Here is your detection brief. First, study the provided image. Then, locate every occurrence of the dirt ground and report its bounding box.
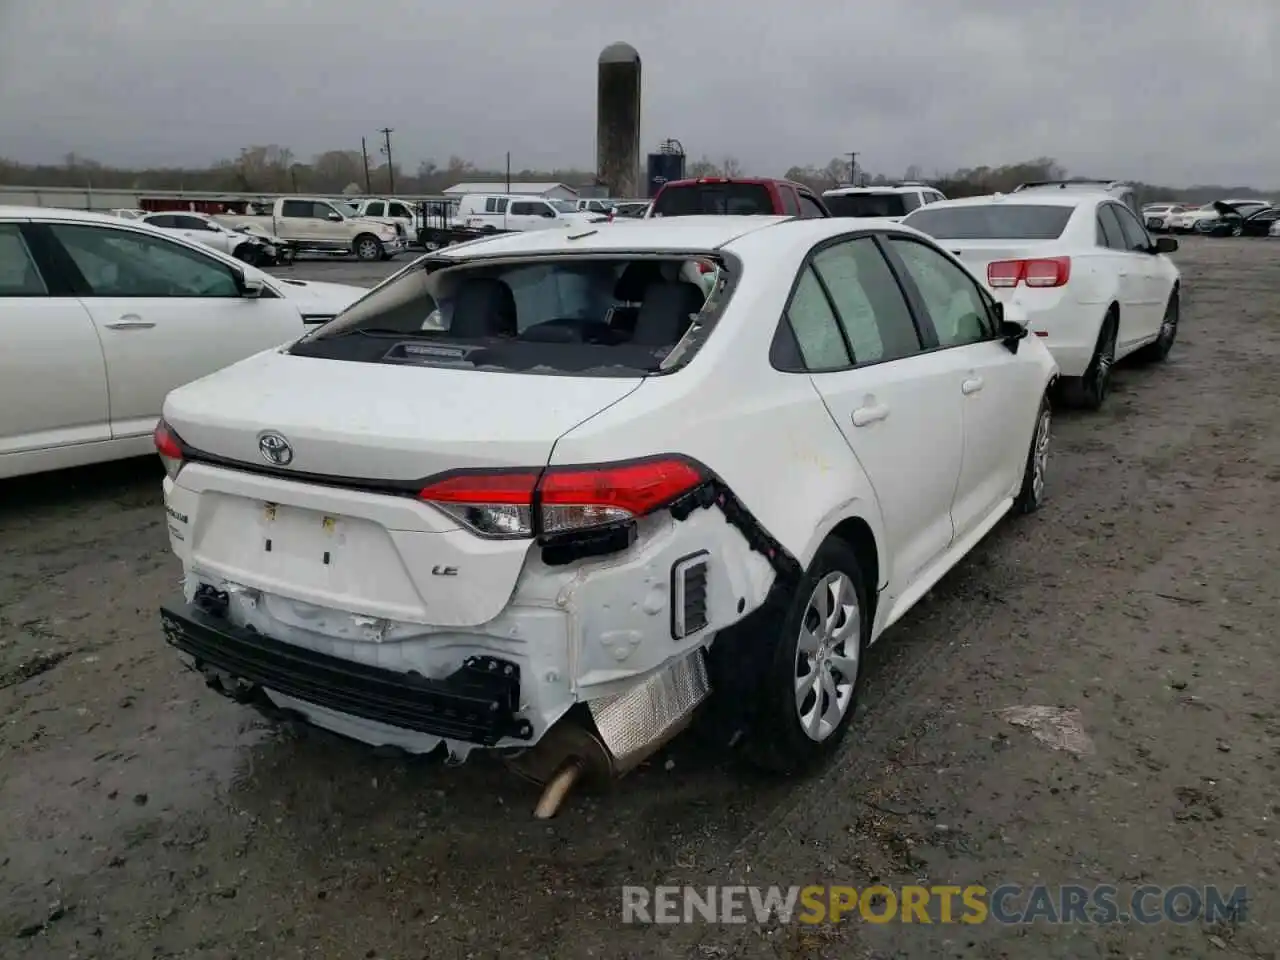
[2,237,1278,959]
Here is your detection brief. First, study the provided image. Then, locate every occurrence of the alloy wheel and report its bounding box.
[1031,407,1051,503]
[793,571,860,742]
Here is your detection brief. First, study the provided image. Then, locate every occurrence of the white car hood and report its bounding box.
[270,278,368,316]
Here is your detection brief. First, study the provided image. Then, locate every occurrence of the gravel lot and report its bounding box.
[2,237,1278,958]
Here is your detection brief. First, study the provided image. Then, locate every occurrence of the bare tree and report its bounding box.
[687,155,721,178]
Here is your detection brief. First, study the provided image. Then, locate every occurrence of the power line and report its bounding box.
[379,128,395,193]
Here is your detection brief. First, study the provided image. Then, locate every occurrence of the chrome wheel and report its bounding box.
[356,238,380,260]
[794,572,860,742]
[1031,407,1051,503]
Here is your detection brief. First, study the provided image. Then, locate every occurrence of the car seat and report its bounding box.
[630,280,707,347]
[450,277,518,338]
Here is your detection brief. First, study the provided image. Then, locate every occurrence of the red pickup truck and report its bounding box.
[647,177,831,218]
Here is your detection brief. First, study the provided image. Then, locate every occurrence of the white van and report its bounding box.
[456,195,593,233]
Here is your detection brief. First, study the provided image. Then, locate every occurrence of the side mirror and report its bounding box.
[995,301,1028,353]
[542,209,557,218]
[1154,236,1178,254]
[237,272,265,297]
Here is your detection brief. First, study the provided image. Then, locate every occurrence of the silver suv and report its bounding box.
[1013,180,1140,219]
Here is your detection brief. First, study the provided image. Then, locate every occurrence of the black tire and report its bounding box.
[746,538,871,776]
[1133,292,1178,364]
[353,234,383,262]
[232,242,260,266]
[1060,310,1117,411]
[1013,393,1052,514]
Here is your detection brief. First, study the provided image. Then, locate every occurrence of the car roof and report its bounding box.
[658,177,812,191]
[913,193,1094,211]
[430,214,923,260]
[823,185,933,196]
[0,205,154,224]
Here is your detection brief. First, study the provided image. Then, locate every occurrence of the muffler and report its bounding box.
[508,650,711,819]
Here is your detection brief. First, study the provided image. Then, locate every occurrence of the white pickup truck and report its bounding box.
[345,198,423,247]
[215,197,409,261]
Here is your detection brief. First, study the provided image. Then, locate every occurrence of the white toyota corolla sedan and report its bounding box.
[154,215,1058,812]
[0,207,367,480]
[903,192,1181,410]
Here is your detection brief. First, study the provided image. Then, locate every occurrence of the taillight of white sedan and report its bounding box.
[153,215,1057,815]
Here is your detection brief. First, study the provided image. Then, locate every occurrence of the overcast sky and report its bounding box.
[1,0,1276,186]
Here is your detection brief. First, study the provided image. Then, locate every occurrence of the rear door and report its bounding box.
[0,222,111,466]
[1096,203,1146,347]
[172,214,232,254]
[40,221,303,441]
[1107,202,1162,345]
[885,236,1039,541]
[278,199,321,244]
[785,233,964,595]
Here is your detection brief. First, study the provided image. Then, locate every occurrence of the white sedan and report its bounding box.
[0,206,367,480]
[903,192,1180,410]
[139,211,283,265]
[154,215,1057,810]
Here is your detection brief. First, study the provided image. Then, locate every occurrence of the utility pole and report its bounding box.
[361,137,372,193]
[379,127,395,193]
[505,152,511,193]
[847,151,858,187]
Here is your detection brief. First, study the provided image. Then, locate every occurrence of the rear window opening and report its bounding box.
[903,204,1075,240]
[652,183,774,216]
[825,193,911,218]
[289,254,733,376]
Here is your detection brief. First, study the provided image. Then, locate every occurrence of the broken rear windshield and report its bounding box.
[903,204,1075,240]
[652,183,773,216]
[289,255,733,376]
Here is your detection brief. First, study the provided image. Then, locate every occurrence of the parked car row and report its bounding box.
[1145,199,1278,237]
[145,178,1180,816]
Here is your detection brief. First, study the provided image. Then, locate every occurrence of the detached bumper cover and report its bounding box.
[159,602,532,745]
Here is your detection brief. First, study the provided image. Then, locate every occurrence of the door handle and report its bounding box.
[962,376,984,395]
[104,315,155,329]
[851,403,889,427]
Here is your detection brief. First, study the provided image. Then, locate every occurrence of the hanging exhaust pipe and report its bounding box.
[508,650,711,819]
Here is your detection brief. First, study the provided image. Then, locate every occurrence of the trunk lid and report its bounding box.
[163,351,646,627]
[163,348,645,482]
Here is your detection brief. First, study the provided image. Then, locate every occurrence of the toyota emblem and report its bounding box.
[258,432,293,466]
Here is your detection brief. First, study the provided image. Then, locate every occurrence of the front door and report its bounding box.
[886,236,1038,541]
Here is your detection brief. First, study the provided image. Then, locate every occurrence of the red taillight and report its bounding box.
[153,419,185,479]
[418,457,706,539]
[696,260,713,274]
[987,257,1071,289]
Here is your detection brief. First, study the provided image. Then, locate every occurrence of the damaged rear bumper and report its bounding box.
[160,601,532,745]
